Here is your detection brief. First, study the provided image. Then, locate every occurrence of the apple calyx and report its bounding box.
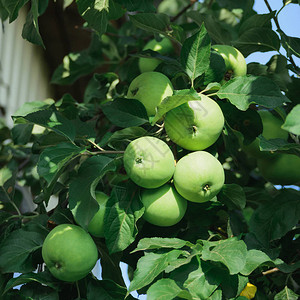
[202,184,211,192]
[55,262,62,269]
[224,70,234,81]
[135,157,143,164]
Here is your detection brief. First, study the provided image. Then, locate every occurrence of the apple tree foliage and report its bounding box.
[0,0,300,299]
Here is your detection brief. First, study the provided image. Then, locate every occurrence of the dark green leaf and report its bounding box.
[203,50,226,85]
[279,30,300,58]
[104,182,144,253]
[101,98,149,127]
[51,34,103,85]
[0,1,9,20]
[37,142,85,184]
[240,249,272,275]
[151,89,201,125]
[201,238,247,274]
[3,271,59,294]
[11,124,33,145]
[147,278,188,300]
[86,279,127,300]
[180,24,211,85]
[274,286,299,300]
[69,155,116,230]
[186,11,231,44]
[239,12,275,35]
[258,135,300,155]
[282,104,300,135]
[12,107,76,141]
[19,282,59,300]
[21,0,45,47]
[76,0,108,36]
[115,0,155,12]
[12,100,54,117]
[107,127,147,150]
[234,27,280,57]
[183,260,222,299]
[0,221,48,273]
[2,0,29,22]
[129,250,183,292]
[132,237,191,253]
[249,189,300,245]
[0,161,18,202]
[217,75,290,111]
[218,184,246,210]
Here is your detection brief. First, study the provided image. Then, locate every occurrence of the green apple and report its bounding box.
[164,94,224,150]
[139,37,173,73]
[127,72,173,117]
[87,191,109,238]
[242,110,289,159]
[123,136,175,189]
[42,224,98,282]
[173,151,225,203]
[257,153,300,185]
[141,183,187,226]
[212,45,247,82]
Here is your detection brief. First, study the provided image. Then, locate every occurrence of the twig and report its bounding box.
[262,267,279,276]
[171,0,198,22]
[263,0,298,70]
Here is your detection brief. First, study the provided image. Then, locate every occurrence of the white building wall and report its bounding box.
[0,8,52,126]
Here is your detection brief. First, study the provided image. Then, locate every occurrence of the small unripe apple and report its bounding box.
[164,94,224,150]
[212,45,247,82]
[123,136,175,189]
[139,37,173,73]
[242,110,288,159]
[257,153,300,185]
[141,184,187,226]
[173,151,225,203]
[42,224,98,282]
[127,72,173,117]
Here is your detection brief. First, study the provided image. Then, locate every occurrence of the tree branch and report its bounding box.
[171,0,198,22]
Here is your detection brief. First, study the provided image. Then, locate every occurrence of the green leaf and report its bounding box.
[180,24,211,85]
[282,104,300,135]
[21,0,45,47]
[107,127,147,150]
[101,98,149,127]
[69,155,116,230]
[201,238,247,275]
[3,271,59,294]
[186,11,231,45]
[274,286,299,300]
[86,279,128,300]
[151,89,201,125]
[217,75,290,111]
[129,250,183,292]
[249,189,300,245]
[279,30,300,58]
[208,289,222,300]
[147,278,189,300]
[51,34,103,85]
[115,0,155,12]
[258,135,300,156]
[0,219,48,273]
[203,50,226,85]
[0,161,18,202]
[234,27,280,57]
[130,13,182,43]
[84,72,119,103]
[11,124,33,145]
[37,142,85,184]
[218,184,246,210]
[0,1,9,20]
[13,107,76,141]
[76,0,108,36]
[132,237,191,253]
[104,182,145,254]
[239,12,275,35]
[12,100,54,117]
[19,282,59,300]
[240,249,272,275]
[183,260,222,299]
[2,0,29,22]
